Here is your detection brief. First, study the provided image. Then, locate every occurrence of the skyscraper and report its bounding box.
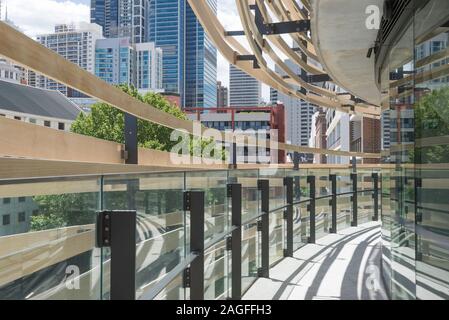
[148,0,217,108]
[148,0,184,99]
[229,65,261,107]
[91,0,118,38]
[91,0,147,43]
[184,0,217,108]
[217,81,228,107]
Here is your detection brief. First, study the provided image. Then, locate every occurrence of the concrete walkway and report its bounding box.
[243,221,388,300]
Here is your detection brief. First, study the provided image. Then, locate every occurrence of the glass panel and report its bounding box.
[241,220,259,294]
[102,172,185,300]
[269,209,284,266]
[381,171,393,294]
[204,240,229,300]
[0,177,101,300]
[358,191,374,225]
[336,193,352,231]
[387,19,417,300]
[153,274,186,300]
[414,2,449,299]
[228,169,259,223]
[185,171,228,245]
[308,169,331,197]
[315,197,330,240]
[293,200,310,249]
[259,168,285,211]
[330,168,352,195]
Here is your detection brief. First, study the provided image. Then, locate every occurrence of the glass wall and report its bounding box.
[380,0,449,299]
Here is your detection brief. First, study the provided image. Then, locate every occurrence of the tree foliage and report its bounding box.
[411,87,449,164]
[70,85,188,151]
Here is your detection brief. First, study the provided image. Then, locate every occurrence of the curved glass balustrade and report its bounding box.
[0,167,380,300]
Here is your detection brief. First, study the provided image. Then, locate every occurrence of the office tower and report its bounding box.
[91,0,148,43]
[35,23,104,97]
[229,65,261,107]
[95,38,162,92]
[271,60,316,147]
[148,0,218,108]
[148,0,184,99]
[216,81,228,107]
[184,0,217,108]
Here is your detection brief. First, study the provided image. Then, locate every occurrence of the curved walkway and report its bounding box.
[243,221,388,300]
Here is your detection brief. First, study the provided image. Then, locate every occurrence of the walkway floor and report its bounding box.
[243,221,388,300]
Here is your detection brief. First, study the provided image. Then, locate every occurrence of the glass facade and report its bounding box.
[91,0,119,38]
[149,0,185,99]
[185,0,218,108]
[379,0,449,300]
[148,0,217,108]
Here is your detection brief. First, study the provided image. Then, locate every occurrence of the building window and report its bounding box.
[14,116,21,121]
[2,214,10,226]
[58,122,65,130]
[18,212,26,223]
[44,120,51,127]
[29,118,37,124]
[32,209,39,216]
[3,198,11,204]
[18,197,26,203]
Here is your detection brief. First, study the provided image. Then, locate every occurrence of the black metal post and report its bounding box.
[184,191,205,300]
[96,210,136,300]
[351,173,358,227]
[284,177,294,257]
[307,176,316,243]
[329,174,337,233]
[124,113,138,165]
[372,173,379,221]
[258,179,269,278]
[228,184,242,300]
[293,152,300,170]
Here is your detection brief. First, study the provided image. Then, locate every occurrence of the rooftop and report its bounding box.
[0,80,82,120]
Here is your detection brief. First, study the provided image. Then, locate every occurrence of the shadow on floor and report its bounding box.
[243,222,388,300]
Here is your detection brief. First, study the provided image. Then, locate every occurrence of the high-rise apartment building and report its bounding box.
[148,0,217,108]
[91,0,148,43]
[229,65,261,107]
[135,42,163,92]
[95,38,162,92]
[217,81,228,107]
[35,23,104,97]
[95,37,136,86]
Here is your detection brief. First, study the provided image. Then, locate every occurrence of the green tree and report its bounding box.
[70,85,188,151]
[411,86,449,164]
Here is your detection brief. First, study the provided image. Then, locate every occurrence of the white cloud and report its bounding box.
[6,0,89,38]
[5,0,272,102]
